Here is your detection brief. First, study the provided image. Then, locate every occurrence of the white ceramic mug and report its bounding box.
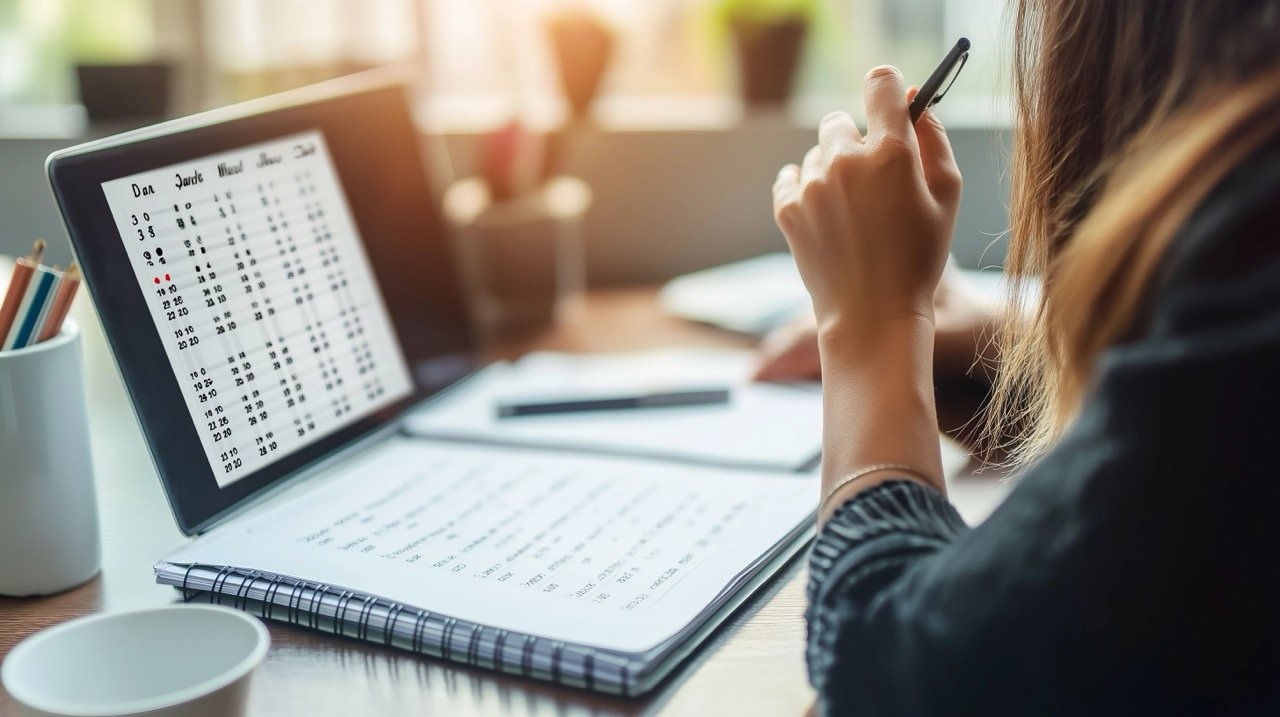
[2,605,271,717]
[0,320,100,596]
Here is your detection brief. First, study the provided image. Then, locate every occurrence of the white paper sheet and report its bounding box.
[659,253,810,335]
[659,253,1035,335]
[402,348,823,472]
[164,437,816,654]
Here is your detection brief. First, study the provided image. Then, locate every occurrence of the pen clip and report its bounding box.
[927,50,969,110]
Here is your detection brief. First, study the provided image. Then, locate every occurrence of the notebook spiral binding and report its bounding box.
[175,563,638,695]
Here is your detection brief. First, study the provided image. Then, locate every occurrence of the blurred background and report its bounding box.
[0,0,1012,284]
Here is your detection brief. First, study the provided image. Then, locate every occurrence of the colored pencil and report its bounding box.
[36,263,81,343]
[0,239,46,347]
[5,264,58,351]
[25,265,63,346]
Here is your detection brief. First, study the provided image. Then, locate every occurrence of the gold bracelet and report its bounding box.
[819,464,937,517]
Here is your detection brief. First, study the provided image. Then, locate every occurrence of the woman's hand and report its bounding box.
[771,66,964,515]
[753,311,820,382]
[753,262,1002,383]
[772,67,962,333]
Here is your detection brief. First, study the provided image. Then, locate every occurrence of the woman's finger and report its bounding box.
[800,145,824,186]
[753,341,819,382]
[772,163,801,214]
[913,107,961,201]
[863,65,915,148]
[818,111,863,165]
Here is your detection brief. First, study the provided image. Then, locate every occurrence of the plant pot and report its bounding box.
[443,176,592,342]
[75,62,173,121]
[730,19,807,106]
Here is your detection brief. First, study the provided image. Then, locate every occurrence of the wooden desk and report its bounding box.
[0,288,1009,716]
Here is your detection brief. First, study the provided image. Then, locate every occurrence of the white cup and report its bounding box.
[2,605,271,717]
[0,320,100,596]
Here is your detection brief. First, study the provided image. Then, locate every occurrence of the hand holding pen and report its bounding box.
[771,39,969,327]
[769,40,971,503]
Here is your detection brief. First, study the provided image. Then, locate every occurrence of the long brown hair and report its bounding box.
[987,0,1280,463]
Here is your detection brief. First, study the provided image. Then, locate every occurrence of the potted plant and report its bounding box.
[717,0,815,106]
[545,7,615,122]
[65,0,172,121]
[444,123,592,341]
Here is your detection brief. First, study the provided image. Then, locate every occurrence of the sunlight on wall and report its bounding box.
[1,0,1010,127]
[420,0,1010,130]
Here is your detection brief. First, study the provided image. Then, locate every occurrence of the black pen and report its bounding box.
[497,388,731,418]
[909,37,971,124]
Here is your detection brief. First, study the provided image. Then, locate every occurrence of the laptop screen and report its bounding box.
[47,75,476,533]
[100,130,415,487]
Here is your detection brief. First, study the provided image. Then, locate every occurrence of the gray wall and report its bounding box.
[441,121,1010,282]
[1,123,1009,282]
[0,138,78,267]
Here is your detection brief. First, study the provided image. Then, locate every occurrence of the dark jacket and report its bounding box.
[807,139,1280,715]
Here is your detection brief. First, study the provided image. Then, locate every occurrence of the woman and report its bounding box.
[771,0,1280,713]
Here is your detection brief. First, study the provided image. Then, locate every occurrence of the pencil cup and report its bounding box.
[0,320,100,596]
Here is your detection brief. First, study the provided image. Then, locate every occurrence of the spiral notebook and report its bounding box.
[155,437,816,696]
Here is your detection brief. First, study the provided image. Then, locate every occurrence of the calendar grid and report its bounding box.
[101,131,414,486]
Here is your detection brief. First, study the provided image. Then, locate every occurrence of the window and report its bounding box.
[1,0,156,104]
[203,0,418,105]
[419,0,1011,130]
[1,0,1009,127]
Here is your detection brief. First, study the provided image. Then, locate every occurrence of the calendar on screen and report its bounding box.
[101,131,414,487]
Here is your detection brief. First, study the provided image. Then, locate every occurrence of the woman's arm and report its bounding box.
[791,127,1280,716]
[815,315,941,521]
[771,66,961,516]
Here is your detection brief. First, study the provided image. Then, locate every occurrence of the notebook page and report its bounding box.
[403,348,822,471]
[163,436,816,654]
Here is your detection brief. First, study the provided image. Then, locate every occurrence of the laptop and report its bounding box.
[47,69,477,534]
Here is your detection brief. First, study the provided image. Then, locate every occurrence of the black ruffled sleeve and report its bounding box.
[806,480,967,703]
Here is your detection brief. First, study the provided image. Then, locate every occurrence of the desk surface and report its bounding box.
[0,288,1010,716]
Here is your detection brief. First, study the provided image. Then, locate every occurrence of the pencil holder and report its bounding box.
[0,320,100,596]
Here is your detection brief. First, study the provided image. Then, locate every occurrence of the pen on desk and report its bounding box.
[497,388,732,418]
[0,239,46,348]
[36,262,81,343]
[4,264,60,351]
